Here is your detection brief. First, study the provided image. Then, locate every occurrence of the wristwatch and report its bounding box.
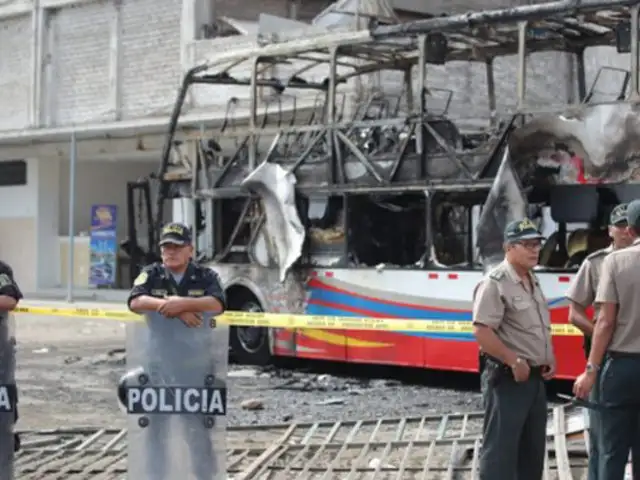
[586,363,600,374]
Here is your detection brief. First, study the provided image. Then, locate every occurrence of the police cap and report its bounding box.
[626,200,640,230]
[504,218,544,243]
[610,203,628,226]
[159,222,192,246]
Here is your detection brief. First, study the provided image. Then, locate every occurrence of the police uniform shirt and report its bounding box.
[566,247,611,354]
[473,260,554,366]
[0,261,22,302]
[127,262,226,310]
[127,262,227,354]
[595,239,640,354]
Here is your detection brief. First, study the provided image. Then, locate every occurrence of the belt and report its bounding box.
[529,365,543,376]
[481,354,544,376]
[608,351,640,359]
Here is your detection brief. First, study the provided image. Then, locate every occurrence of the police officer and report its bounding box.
[567,203,631,480]
[126,222,226,480]
[473,218,555,480]
[0,261,22,477]
[574,199,640,480]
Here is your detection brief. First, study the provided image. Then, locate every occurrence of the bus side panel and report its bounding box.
[302,268,585,379]
[290,327,348,362]
[307,269,477,369]
[537,274,585,380]
[292,271,348,362]
[309,270,424,366]
[420,271,481,372]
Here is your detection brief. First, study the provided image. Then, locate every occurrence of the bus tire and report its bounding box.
[226,287,271,366]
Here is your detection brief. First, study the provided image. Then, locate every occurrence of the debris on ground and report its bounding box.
[16,406,591,479]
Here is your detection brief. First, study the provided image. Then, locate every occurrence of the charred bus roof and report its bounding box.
[140,1,640,261]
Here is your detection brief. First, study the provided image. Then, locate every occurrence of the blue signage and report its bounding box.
[89,205,117,287]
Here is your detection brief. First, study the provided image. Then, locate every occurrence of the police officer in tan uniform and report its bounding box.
[574,199,640,480]
[567,203,630,480]
[473,218,555,480]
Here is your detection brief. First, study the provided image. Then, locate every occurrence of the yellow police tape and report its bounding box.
[12,305,583,336]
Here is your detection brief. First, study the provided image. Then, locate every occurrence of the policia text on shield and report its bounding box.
[0,261,22,480]
[118,223,229,480]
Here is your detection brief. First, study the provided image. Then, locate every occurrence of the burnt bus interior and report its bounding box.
[121,2,640,284]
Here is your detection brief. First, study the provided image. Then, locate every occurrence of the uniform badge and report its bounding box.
[133,272,148,286]
[0,274,9,287]
[517,218,536,231]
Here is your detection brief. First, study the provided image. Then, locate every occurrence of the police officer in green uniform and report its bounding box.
[574,199,640,480]
[473,218,555,480]
[126,222,226,479]
[567,203,631,480]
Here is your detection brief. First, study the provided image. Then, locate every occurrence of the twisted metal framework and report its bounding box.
[148,1,638,255]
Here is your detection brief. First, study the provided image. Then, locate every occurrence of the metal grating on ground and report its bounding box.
[16,406,588,479]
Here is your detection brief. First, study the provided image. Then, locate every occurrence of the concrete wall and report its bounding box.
[0,0,183,130]
[0,157,168,291]
[0,0,632,131]
[0,159,54,292]
[0,159,36,291]
[58,160,158,246]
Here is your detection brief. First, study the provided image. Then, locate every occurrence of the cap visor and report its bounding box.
[517,233,545,240]
[159,238,187,246]
[506,233,544,243]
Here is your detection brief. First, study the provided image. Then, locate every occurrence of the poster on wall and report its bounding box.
[89,205,117,287]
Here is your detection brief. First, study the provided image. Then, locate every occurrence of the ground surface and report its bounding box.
[13,312,593,479]
[15,313,484,431]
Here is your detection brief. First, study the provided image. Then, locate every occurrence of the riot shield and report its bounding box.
[123,312,228,480]
[0,313,16,480]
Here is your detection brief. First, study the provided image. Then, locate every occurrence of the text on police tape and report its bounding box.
[0,385,16,413]
[126,386,227,415]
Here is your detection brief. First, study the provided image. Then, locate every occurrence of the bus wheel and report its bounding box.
[227,288,271,366]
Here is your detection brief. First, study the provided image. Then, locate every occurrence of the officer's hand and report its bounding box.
[542,363,555,381]
[158,296,186,317]
[511,361,530,382]
[178,312,203,328]
[573,371,596,399]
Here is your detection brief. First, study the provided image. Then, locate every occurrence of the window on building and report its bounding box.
[0,160,27,187]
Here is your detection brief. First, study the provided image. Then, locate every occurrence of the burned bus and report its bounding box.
[124,1,640,379]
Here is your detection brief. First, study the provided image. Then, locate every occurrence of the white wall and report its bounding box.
[0,158,59,292]
[58,159,167,247]
[0,160,36,218]
[35,158,61,288]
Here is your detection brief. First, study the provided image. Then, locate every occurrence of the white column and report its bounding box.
[172,197,193,223]
[171,198,208,253]
[34,157,61,289]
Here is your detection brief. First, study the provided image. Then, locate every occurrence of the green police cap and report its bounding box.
[504,218,544,243]
[610,203,628,226]
[626,200,640,230]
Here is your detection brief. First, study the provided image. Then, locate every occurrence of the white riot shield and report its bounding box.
[0,313,16,480]
[122,312,228,480]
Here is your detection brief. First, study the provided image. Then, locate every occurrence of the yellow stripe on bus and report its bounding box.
[12,305,583,336]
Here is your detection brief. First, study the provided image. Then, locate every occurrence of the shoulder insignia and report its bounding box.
[202,266,221,281]
[0,274,10,288]
[488,269,505,281]
[585,248,609,262]
[133,271,148,287]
